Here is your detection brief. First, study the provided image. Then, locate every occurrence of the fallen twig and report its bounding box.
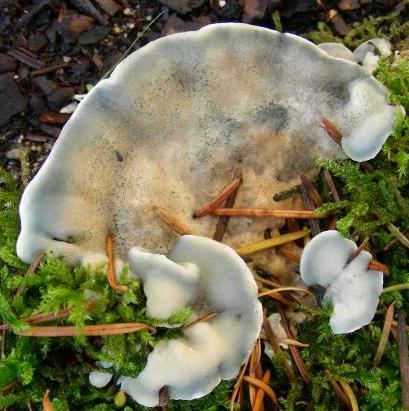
[31,62,70,77]
[7,49,45,69]
[398,313,409,410]
[373,303,395,367]
[347,236,369,264]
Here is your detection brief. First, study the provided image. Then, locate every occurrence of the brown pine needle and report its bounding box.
[106,233,127,293]
[230,355,251,411]
[263,314,296,383]
[279,338,309,348]
[253,370,272,411]
[373,303,395,367]
[339,381,359,411]
[320,117,342,147]
[300,175,323,206]
[324,371,351,409]
[212,208,326,219]
[16,251,44,296]
[152,205,193,235]
[277,305,311,383]
[258,288,293,306]
[213,167,243,242]
[17,322,154,337]
[347,237,370,264]
[387,223,409,249]
[194,177,242,218]
[249,339,262,407]
[43,389,54,411]
[236,230,310,256]
[368,260,389,274]
[258,286,315,299]
[322,169,341,202]
[1,380,18,393]
[279,247,301,263]
[398,314,409,410]
[184,312,218,329]
[243,375,278,406]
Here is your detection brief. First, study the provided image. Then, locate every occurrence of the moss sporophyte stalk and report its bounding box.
[1,42,409,411]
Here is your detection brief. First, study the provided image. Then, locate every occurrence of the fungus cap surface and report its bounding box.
[123,235,263,406]
[17,23,398,272]
[300,230,383,334]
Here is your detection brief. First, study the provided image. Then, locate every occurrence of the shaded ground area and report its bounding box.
[0,0,408,183]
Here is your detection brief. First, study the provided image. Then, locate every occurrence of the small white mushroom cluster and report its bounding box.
[91,235,262,407]
[318,38,392,74]
[300,230,383,334]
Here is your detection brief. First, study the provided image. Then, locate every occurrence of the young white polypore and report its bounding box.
[17,24,399,277]
[119,235,262,407]
[354,38,392,73]
[300,230,383,334]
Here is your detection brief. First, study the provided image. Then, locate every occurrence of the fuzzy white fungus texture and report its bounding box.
[119,235,263,407]
[300,230,383,334]
[17,24,398,277]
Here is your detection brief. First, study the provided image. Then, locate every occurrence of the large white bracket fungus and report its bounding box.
[119,235,262,406]
[300,230,383,334]
[17,24,398,274]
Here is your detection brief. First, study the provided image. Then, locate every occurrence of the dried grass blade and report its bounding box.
[152,205,193,235]
[253,370,272,411]
[43,389,54,411]
[320,117,342,147]
[106,233,127,292]
[373,302,395,367]
[258,286,315,299]
[398,314,409,410]
[242,376,278,406]
[17,322,154,337]
[194,177,242,218]
[263,315,296,383]
[212,209,326,219]
[339,381,359,411]
[236,230,310,256]
[184,312,218,329]
[324,371,351,409]
[213,167,243,242]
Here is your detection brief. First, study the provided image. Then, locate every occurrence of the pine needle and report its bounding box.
[373,302,395,367]
[242,375,278,407]
[212,208,326,219]
[184,312,218,329]
[320,117,343,147]
[106,233,127,293]
[258,286,315,299]
[152,205,193,235]
[43,389,54,411]
[398,314,409,410]
[339,381,359,411]
[253,370,271,411]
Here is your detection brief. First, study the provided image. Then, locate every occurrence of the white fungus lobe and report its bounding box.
[300,230,383,334]
[89,371,113,388]
[120,235,263,407]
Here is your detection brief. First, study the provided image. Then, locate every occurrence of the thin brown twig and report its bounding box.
[106,233,127,292]
[194,176,242,218]
[398,313,409,410]
[212,208,326,219]
[31,62,70,77]
[213,168,243,242]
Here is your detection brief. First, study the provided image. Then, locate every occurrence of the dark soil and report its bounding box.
[0,0,407,180]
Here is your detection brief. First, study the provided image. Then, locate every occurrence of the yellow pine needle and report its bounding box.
[373,303,395,367]
[236,229,310,256]
[383,283,409,293]
[339,381,359,411]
